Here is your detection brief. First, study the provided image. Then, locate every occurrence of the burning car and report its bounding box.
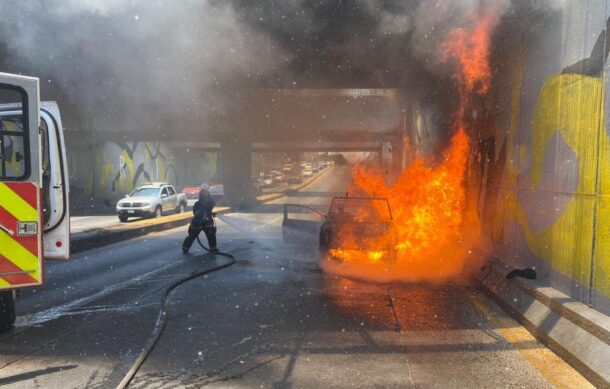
[282,196,396,262]
[320,196,396,262]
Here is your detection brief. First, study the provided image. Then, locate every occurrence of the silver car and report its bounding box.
[116,183,187,222]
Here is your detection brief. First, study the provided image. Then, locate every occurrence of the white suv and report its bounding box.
[116,183,187,222]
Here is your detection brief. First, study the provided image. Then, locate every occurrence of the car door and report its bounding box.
[282,204,325,245]
[167,186,177,209]
[160,187,170,212]
[0,73,44,288]
[40,104,70,259]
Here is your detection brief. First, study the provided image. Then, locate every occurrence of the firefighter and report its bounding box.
[182,185,218,254]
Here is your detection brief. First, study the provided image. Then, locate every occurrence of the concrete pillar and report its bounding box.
[220,135,253,208]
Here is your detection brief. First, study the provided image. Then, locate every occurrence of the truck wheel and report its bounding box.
[118,215,128,223]
[177,203,185,214]
[154,206,162,218]
[0,291,16,332]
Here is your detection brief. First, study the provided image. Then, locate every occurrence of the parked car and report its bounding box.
[182,183,208,199]
[261,174,274,188]
[287,174,303,184]
[117,183,187,222]
[209,184,224,202]
[302,167,313,177]
[271,170,286,183]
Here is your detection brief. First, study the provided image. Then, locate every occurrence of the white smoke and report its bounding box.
[0,0,566,134]
[0,0,288,131]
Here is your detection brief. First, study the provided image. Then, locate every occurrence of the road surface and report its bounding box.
[0,166,591,388]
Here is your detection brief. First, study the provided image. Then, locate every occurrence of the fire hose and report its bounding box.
[116,234,235,389]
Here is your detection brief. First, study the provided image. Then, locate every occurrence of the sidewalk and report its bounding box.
[475,256,610,387]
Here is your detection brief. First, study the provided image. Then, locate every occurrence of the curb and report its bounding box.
[475,257,610,388]
[69,168,331,254]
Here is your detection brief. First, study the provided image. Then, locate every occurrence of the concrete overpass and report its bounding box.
[64,88,439,207]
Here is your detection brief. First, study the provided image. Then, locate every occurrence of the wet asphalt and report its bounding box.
[0,167,573,388]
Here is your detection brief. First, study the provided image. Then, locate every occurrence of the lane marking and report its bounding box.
[469,292,594,389]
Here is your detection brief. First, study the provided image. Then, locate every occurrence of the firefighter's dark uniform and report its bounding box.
[182,189,217,254]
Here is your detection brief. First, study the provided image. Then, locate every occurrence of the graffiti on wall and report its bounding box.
[99,141,177,198]
[474,18,610,310]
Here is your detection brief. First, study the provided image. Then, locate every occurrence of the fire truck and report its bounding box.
[0,72,70,330]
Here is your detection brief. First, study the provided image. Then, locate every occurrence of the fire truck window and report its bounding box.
[0,87,28,180]
[1,121,27,179]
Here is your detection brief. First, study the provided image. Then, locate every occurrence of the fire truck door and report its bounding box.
[40,106,69,259]
[0,73,43,290]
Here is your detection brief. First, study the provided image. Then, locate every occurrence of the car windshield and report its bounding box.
[130,187,160,197]
[329,198,392,221]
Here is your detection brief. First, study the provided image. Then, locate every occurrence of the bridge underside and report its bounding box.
[65,89,421,207]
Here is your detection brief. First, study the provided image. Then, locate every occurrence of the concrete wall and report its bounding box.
[473,0,610,314]
[174,150,220,188]
[67,141,219,210]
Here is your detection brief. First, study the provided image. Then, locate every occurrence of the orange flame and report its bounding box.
[324,12,498,282]
[442,12,498,96]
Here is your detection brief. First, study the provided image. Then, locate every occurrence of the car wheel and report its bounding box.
[154,207,162,218]
[178,203,185,214]
[118,215,128,223]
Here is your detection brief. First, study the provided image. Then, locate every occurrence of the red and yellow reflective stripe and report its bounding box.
[0,182,40,287]
[0,182,37,220]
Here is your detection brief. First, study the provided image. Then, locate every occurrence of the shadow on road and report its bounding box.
[0,365,78,386]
